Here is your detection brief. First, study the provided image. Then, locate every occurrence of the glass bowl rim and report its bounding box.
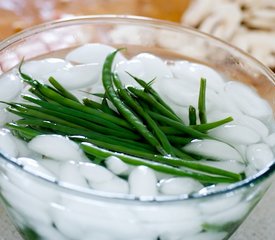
[0,15,275,203]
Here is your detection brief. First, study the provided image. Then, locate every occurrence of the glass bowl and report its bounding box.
[0,15,275,240]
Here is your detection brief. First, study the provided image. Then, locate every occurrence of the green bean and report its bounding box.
[92,93,105,98]
[198,78,207,124]
[73,136,156,156]
[161,117,233,134]
[148,110,212,139]
[7,104,82,129]
[167,135,193,145]
[18,102,138,139]
[19,60,39,86]
[102,50,167,155]
[22,95,135,135]
[80,142,240,183]
[19,69,133,130]
[172,147,195,160]
[189,105,197,125]
[192,117,233,132]
[83,97,119,116]
[71,135,154,152]
[6,122,41,139]
[48,77,80,103]
[37,84,133,129]
[160,126,182,135]
[142,153,241,180]
[127,72,177,116]
[16,119,153,152]
[83,98,102,109]
[113,74,174,155]
[101,96,118,116]
[19,66,57,98]
[28,87,48,101]
[127,86,181,122]
[77,138,241,180]
[152,157,241,180]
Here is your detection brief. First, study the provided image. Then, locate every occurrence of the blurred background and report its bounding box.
[0,0,274,71]
[0,0,190,39]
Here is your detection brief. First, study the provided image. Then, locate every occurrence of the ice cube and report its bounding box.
[246,143,274,170]
[66,43,126,65]
[105,156,132,175]
[0,128,18,158]
[183,139,243,162]
[209,124,260,145]
[159,177,203,195]
[91,176,129,194]
[28,134,85,162]
[79,161,114,183]
[0,73,23,103]
[21,58,71,80]
[128,166,158,196]
[59,161,89,188]
[43,63,100,90]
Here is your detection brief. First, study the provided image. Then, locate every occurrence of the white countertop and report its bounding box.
[1,182,275,240]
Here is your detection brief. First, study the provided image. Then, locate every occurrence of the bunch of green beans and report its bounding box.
[3,51,242,184]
